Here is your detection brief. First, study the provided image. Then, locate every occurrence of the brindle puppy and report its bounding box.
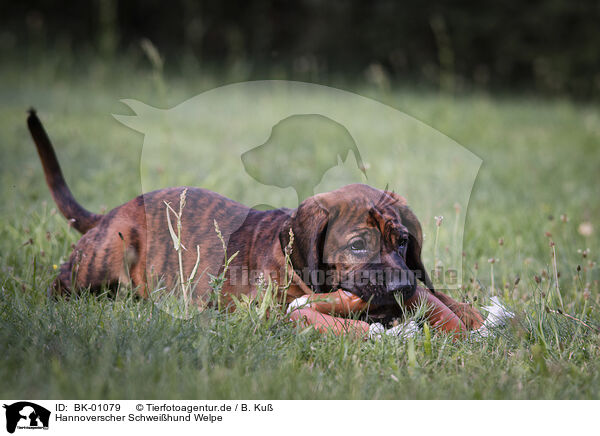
[28,110,482,330]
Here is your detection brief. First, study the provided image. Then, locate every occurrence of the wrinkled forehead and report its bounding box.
[325,196,404,235]
[321,201,401,264]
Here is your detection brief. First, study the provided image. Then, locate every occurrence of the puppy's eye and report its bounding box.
[349,238,367,252]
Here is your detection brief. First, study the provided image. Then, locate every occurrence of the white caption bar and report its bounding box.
[0,400,594,436]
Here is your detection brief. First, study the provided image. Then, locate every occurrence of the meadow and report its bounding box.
[1,56,599,399]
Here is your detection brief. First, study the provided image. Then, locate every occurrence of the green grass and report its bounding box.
[1,56,599,399]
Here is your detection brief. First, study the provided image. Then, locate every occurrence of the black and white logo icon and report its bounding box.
[3,402,50,434]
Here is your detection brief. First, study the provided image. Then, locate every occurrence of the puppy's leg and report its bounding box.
[287,290,371,337]
[404,287,469,335]
[289,308,370,337]
[50,263,73,297]
[433,291,484,330]
[50,219,147,297]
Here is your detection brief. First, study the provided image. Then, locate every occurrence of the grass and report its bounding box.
[1,54,599,399]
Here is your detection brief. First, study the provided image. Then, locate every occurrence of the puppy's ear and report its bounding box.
[385,191,434,292]
[280,196,329,292]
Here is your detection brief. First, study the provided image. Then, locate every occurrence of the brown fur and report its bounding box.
[28,110,481,327]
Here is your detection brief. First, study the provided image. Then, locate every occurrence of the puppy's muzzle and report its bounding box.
[385,269,417,301]
[342,268,417,306]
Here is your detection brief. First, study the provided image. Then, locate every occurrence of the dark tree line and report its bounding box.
[2,0,599,96]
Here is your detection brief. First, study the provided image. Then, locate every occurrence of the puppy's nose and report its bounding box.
[386,270,415,294]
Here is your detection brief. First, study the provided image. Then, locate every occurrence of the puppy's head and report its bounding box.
[281,184,432,307]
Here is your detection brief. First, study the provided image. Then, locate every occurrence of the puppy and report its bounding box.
[28,110,483,333]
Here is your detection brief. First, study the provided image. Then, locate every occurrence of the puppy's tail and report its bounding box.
[27,109,102,234]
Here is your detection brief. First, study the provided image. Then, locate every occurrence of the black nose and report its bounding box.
[386,269,416,296]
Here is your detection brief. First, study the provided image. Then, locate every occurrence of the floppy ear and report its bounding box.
[401,206,435,292]
[385,191,434,292]
[280,196,329,292]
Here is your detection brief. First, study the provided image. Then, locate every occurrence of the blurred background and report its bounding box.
[2,0,599,97]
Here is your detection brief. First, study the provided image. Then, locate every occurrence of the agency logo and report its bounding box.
[2,402,50,434]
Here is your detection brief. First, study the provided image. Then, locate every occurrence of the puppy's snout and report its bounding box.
[386,270,416,296]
